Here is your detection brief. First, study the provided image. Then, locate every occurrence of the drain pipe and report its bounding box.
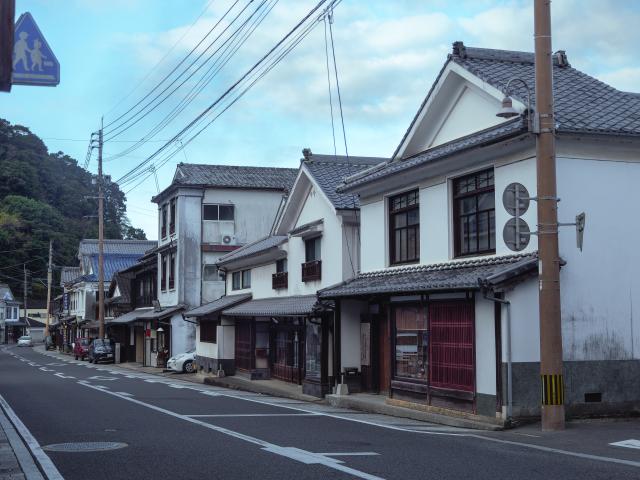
[483,291,513,422]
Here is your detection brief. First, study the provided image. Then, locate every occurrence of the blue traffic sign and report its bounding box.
[12,12,60,86]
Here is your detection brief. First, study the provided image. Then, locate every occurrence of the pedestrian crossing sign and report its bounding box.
[12,12,60,86]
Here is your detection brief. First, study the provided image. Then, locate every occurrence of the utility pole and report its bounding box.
[98,118,105,340]
[45,240,52,337]
[23,264,27,324]
[534,0,565,430]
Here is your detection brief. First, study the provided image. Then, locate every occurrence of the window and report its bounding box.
[276,258,287,273]
[394,305,428,381]
[161,253,167,291]
[203,265,218,282]
[453,169,495,257]
[232,272,241,290]
[305,237,321,262]
[203,204,235,221]
[200,321,218,343]
[273,259,288,289]
[389,190,419,265]
[241,269,251,289]
[169,198,176,235]
[161,205,168,238]
[168,251,176,290]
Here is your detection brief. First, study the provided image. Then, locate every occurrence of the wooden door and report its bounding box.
[377,314,390,392]
[235,321,253,371]
[135,327,144,363]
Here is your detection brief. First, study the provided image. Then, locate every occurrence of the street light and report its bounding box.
[496,77,533,131]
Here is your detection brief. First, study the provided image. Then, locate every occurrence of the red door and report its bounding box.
[429,301,475,392]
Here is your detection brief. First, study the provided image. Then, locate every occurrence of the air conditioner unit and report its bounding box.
[221,235,237,245]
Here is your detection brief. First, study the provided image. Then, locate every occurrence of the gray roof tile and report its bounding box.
[172,163,298,191]
[302,153,387,208]
[319,253,537,298]
[60,267,81,286]
[222,295,319,317]
[185,293,252,318]
[79,240,157,256]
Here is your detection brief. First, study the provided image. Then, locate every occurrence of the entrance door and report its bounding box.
[271,322,304,384]
[377,314,390,392]
[235,321,253,372]
[135,327,144,363]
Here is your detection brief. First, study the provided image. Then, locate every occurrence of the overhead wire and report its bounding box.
[119,0,340,192]
[105,0,277,163]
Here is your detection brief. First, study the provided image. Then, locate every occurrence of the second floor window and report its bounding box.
[305,237,321,262]
[169,251,176,290]
[232,272,241,290]
[169,198,176,235]
[241,269,251,289]
[203,265,218,282]
[276,258,287,273]
[389,190,419,265]
[231,270,251,290]
[161,253,167,291]
[161,205,168,239]
[203,204,235,221]
[453,168,495,257]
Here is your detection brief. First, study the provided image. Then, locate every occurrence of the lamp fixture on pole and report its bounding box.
[496,77,534,132]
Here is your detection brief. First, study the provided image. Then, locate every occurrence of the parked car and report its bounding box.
[17,336,33,347]
[45,335,55,351]
[166,350,195,373]
[73,338,90,360]
[88,339,114,364]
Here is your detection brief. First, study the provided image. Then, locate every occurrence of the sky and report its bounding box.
[5,0,640,239]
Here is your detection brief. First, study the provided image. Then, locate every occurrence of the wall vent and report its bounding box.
[584,392,602,403]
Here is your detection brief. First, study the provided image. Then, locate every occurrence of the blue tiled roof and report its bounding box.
[85,254,146,283]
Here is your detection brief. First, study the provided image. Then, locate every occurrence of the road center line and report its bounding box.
[186,413,320,417]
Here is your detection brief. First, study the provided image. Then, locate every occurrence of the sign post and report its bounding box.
[12,12,60,87]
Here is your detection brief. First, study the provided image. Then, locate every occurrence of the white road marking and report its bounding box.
[87,376,117,381]
[39,367,54,372]
[54,373,76,379]
[46,363,66,366]
[77,382,384,480]
[320,452,379,457]
[114,392,134,397]
[28,362,40,366]
[610,439,640,450]
[186,413,320,418]
[0,394,64,480]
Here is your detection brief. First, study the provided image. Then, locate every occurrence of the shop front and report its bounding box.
[222,295,334,397]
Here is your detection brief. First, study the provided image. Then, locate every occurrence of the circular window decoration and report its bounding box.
[503,218,531,251]
[502,182,530,216]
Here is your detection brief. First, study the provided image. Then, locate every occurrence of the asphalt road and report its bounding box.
[1,345,639,480]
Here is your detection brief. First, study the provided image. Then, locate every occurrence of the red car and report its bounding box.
[73,338,90,360]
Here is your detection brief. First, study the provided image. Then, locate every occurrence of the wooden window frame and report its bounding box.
[453,169,496,258]
[389,190,420,266]
[161,205,168,239]
[169,198,176,235]
[168,251,176,290]
[273,258,288,289]
[160,253,167,292]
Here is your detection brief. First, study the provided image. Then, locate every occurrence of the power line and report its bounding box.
[118,0,339,192]
[104,0,276,163]
[328,8,348,158]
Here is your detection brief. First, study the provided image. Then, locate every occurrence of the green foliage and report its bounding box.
[0,118,146,301]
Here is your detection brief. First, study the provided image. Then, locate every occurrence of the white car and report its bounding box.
[166,350,195,373]
[17,336,33,347]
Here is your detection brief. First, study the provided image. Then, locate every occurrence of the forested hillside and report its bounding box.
[0,119,146,302]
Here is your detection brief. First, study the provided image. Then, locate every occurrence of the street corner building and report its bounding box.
[318,41,640,423]
[185,151,386,397]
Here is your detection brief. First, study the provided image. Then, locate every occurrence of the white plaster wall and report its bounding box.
[360,199,386,272]
[494,157,538,256]
[202,189,284,245]
[341,223,360,280]
[340,300,366,370]
[171,312,194,355]
[420,182,449,264]
[475,296,496,396]
[196,325,217,358]
[219,318,235,359]
[557,157,640,361]
[504,278,540,363]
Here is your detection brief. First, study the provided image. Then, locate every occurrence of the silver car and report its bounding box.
[17,336,33,347]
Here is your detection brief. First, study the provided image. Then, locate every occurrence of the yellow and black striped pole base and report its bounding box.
[541,374,564,406]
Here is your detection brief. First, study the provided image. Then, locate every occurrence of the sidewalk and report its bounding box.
[0,404,43,480]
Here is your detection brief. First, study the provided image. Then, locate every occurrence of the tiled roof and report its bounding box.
[185,293,252,318]
[137,305,185,321]
[223,295,319,317]
[217,236,287,266]
[343,41,640,192]
[0,283,14,302]
[80,255,146,283]
[172,163,298,191]
[302,153,387,208]
[451,44,640,137]
[60,267,81,286]
[79,240,157,256]
[338,118,525,192]
[26,317,46,328]
[319,253,537,298]
[107,307,153,325]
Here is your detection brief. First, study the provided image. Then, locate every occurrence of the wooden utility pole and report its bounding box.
[45,240,52,337]
[98,119,105,339]
[534,0,565,430]
[0,0,15,92]
[23,264,27,323]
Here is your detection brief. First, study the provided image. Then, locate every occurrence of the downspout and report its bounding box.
[483,290,513,422]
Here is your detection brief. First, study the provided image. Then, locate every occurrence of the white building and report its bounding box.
[151,162,297,357]
[185,152,385,397]
[320,42,640,422]
[0,283,21,343]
